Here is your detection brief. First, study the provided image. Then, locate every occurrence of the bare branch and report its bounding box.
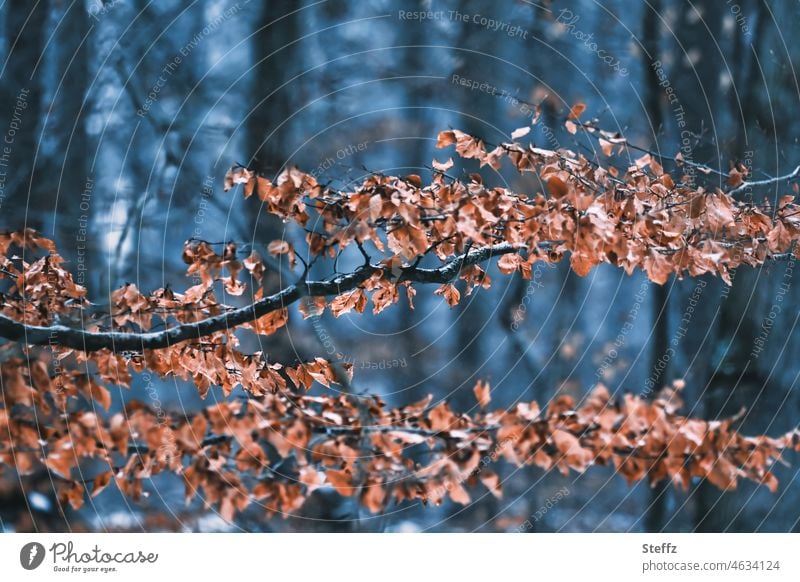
[728,165,800,197]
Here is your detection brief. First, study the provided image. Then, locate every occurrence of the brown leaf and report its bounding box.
[547,176,569,198]
[473,380,491,408]
[448,480,471,505]
[568,102,586,120]
[362,480,386,513]
[326,468,357,496]
[59,481,85,510]
[434,283,461,307]
[479,470,503,498]
[46,452,74,479]
[436,130,457,149]
[428,401,457,432]
[92,471,113,498]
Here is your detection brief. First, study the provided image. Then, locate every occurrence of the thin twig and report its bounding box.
[728,165,800,197]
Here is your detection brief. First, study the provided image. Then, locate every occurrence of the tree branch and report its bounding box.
[0,243,521,352]
[728,165,800,197]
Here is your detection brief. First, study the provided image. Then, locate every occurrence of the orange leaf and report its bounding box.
[434,283,460,307]
[92,471,113,498]
[326,468,357,496]
[362,481,386,513]
[568,102,586,120]
[479,470,502,498]
[448,480,471,505]
[547,176,569,198]
[436,130,457,149]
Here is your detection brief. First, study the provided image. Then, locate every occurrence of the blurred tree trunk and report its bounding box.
[46,2,89,254]
[248,1,299,179]
[641,0,671,533]
[246,7,357,532]
[247,0,301,335]
[664,0,761,533]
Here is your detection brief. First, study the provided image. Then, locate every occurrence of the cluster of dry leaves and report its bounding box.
[1,117,800,523]
[2,352,797,521]
[226,120,800,289]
